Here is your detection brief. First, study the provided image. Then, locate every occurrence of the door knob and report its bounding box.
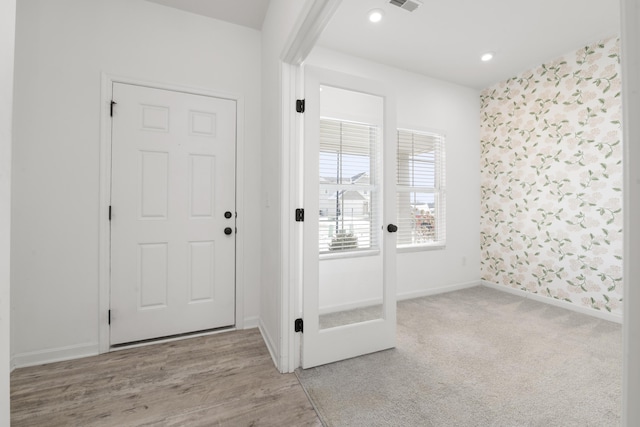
[224,211,233,219]
[387,224,398,233]
[224,227,233,235]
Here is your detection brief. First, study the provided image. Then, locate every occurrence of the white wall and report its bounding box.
[320,256,383,312]
[307,47,481,303]
[11,0,262,366]
[260,0,311,371]
[622,0,640,424]
[0,0,16,423]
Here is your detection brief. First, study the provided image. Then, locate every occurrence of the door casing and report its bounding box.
[98,74,247,353]
[279,0,345,374]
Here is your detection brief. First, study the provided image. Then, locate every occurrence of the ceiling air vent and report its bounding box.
[389,0,423,12]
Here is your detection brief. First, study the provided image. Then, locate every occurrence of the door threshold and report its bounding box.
[109,325,236,352]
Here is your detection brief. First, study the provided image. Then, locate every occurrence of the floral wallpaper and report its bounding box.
[480,36,623,315]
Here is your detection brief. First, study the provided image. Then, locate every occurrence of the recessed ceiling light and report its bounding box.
[481,52,494,62]
[368,9,384,23]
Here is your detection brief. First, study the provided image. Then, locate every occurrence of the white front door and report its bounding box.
[302,67,397,368]
[110,83,236,345]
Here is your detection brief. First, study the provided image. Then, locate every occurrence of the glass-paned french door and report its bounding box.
[302,66,397,369]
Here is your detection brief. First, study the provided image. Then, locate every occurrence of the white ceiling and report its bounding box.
[317,0,621,89]
[145,0,620,89]
[146,0,271,31]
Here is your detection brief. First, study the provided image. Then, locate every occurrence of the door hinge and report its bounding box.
[295,208,304,222]
[296,99,305,113]
[108,309,111,325]
[108,205,112,221]
[294,318,303,333]
[110,100,117,117]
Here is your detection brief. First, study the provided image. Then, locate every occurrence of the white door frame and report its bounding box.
[279,0,343,373]
[621,0,640,423]
[98,74,246,353]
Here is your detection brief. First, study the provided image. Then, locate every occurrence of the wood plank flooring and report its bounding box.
[11,329,321,426]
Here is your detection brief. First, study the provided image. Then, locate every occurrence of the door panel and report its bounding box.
[302,67,397,368]
[110,83,236,345]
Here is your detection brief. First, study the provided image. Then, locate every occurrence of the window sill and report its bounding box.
[320,249,381,261]
[397,243,446,253]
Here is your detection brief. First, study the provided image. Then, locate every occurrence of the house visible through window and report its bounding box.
[319,119,379,254]
[397,129,446,248]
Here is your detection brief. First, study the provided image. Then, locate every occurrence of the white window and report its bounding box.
[396,129,446,249]
[319,118,380,254]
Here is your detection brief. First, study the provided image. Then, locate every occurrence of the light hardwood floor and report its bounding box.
[11,329,321,426]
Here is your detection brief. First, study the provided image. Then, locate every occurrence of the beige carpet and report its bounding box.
[297,286,622,426]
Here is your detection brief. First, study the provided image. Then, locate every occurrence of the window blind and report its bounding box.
[319,119,379,254]
[396,129,446,247]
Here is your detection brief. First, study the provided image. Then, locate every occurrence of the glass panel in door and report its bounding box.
[318,114,383,329]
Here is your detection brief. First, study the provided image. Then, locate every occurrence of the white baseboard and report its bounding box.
[258,318,278,369]
[243,316,259,329]
[317,281,482,315]
[12,343,99,369]
[319,297,382,315]
[397,280,481,301]
[13,318,259,370]
[481,280,623,324]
